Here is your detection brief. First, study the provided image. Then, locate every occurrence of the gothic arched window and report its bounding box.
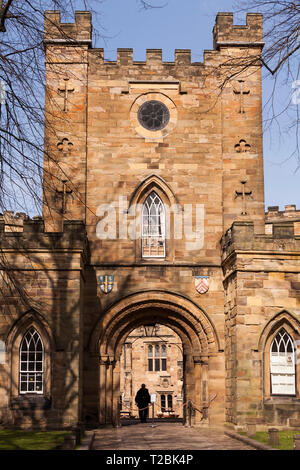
[19,327,44,394]
[270,328,296,395]
[142,191,165,258]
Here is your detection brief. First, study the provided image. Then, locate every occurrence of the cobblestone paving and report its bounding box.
[92,423,254,450]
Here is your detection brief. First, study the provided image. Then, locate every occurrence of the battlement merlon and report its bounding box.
[44,10,92,46]
[213,12,264,50]
[266,205,300,221]
[0,219,88,253]
[221,220,300,262]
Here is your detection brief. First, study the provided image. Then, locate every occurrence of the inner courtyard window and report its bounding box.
[160,394,173,412]
[270,328,296,396]
[19,327,44,394]
[148,343,167,371]
[142,191,166,258]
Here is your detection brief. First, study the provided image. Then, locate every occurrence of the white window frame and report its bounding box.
[19,327,44,394]
[270,328,296,396]
[142,191,166,258]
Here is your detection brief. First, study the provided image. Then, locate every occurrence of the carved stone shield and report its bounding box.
[99,275,114,294]
[194,276,209,294]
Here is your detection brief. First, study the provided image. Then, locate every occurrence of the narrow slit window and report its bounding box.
[161,394,166,412]
[148,345,153,371]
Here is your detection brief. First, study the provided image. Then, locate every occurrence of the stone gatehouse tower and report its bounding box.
[1,10,300,430]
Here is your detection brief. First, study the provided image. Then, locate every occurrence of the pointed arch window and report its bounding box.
[142,191,165,258]
[19,327,44,394]
[270,328,296,395]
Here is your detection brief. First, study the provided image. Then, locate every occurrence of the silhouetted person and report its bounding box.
[135,384,150,423]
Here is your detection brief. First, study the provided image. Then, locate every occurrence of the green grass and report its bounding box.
[0,430,70,450]
[240,431,300,450]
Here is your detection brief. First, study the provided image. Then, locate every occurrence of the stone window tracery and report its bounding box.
[142,191,166,258]
[138,100,170,131]
[270,328,296,396]
[19,327,44,394]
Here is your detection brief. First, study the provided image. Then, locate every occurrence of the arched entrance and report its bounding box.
[90,291,220,426]
[119,324,184,421]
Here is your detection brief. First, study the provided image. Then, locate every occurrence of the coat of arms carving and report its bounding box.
[194,276,209,294]
[99,275,114,294]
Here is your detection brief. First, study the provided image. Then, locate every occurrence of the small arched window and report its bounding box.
[142,191,165,258]
[270,328,295,395]
[19,327,44,394]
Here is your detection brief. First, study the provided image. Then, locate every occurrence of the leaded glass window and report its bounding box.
[19,327,44,394]
[270,328,295,395]
[148,343,167,371]
[138,100,170,131]
[142,191,165,258]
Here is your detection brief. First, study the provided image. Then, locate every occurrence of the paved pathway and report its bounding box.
[92,423,254,450]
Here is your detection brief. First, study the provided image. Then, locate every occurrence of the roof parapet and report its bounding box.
[44,10,92,45]
[213,12,264,50]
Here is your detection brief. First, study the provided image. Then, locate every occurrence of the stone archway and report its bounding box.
[90,291,220,426]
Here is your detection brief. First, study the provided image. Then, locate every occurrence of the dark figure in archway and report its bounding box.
[135,384,151,423]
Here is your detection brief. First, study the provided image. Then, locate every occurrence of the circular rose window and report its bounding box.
[138,100,170,131]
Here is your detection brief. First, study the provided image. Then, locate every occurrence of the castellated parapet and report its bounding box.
[221,219,300,261]
[266,205,300,221]
[0,218,87,252]
[0,211,29,232]
[43,10,263,66]
[44,10,92,44]
[213,12,264,48]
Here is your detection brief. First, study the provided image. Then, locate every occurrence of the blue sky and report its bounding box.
[69,0,300,211]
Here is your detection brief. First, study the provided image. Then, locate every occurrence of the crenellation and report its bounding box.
[90,48,104,65]
[203,49,218,65]
[175,49,191,65]
[44,10,92,44]
[117,48,133,65]
[266,204,300,221]
[213,12,263,49]
[0,217,87,252]
[222,220,300,262]
[146,48,162,64]
[0,211,29,232]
